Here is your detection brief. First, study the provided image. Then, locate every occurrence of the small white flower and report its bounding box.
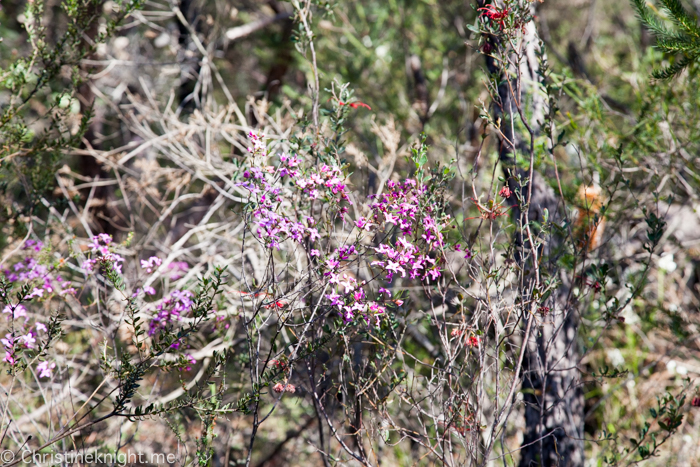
[666,359,677,373]
[607,348,625,367]
[658,253,677,273]
[376,45,390,58]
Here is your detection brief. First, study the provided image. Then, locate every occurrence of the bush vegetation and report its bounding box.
[2,0,700,465]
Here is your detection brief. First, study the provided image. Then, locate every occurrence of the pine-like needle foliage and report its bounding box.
[632,0,700,79]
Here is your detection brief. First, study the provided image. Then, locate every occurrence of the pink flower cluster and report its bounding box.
[3,240,75,297]
[2,304,27,320]
[254,205,318,249]
[247,131,267,154]
[273,382,296,393]
[239,132,355,249]
[180,353,196,372]
[166,261,189,280]
[2,333,20,365]
[367,179,446,244]
[372,237,439,282]
[1,321,50,376]
[239,145,331,249]
[140,256,162,274]
[1,239,63,376]
[82,234,124,274]
[366,179,449,282]
[454,244,473,259]
[325,277,387,326]
[239,133,456,330]
[37,361,56,378]
[87,233,113,254]
[23,239,43,252]
[290,159,351,207]
[320,178,451,326]
[148,289,194,336]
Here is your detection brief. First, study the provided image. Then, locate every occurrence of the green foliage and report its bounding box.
[1,0,700,464]
[0,0,143,227]
[632,0,700,79]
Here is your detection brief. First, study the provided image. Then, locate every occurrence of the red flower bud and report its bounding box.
[339,100,372,111]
